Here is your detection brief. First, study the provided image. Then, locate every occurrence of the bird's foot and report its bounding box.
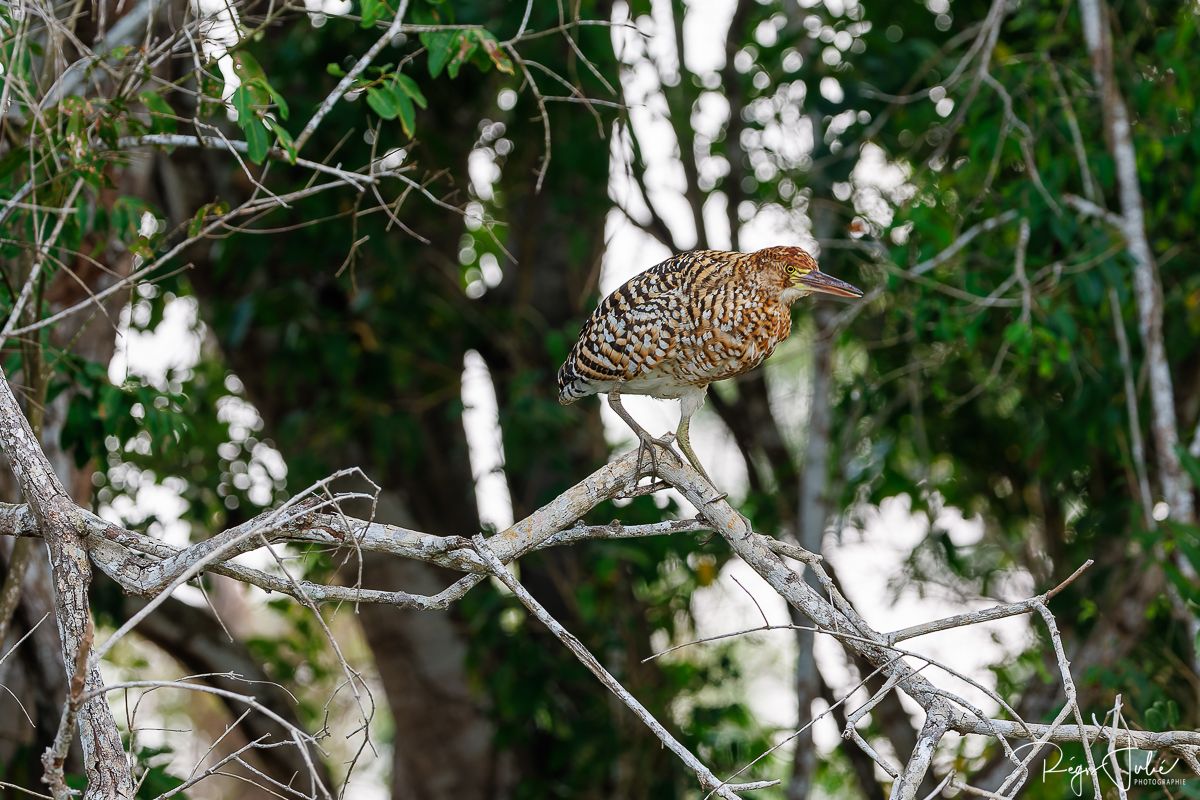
[633,431,676,482]
[703,491,728,505]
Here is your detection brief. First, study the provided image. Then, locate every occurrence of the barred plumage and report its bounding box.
[557,245,863,484]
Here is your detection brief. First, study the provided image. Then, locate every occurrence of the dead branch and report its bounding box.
[1,370,1198,795]
[0,370,133,796]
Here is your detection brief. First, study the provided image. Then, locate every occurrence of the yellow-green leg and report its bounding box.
[675,412,713,485]
[676,387,724,502]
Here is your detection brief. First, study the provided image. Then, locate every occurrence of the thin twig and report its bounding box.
[292,0,411,152]
[471,534,748,799]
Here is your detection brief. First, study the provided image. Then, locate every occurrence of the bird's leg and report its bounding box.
[675,413,710,483]
[676,412,726,504]
[676,388,726,503]
[608,389,673,480]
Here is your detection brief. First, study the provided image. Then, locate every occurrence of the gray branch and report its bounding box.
[1076,0,1192,523]
[471,535,762,799]
[1,422,1198,795]
[1077,0,1199,658]
[0,369,134,797]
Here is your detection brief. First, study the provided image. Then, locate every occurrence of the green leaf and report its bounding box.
[264,117,296,161]
[140,91,177,134]
[244,120,270,164]
[189,201,231,238]
[423,30,456,77]
[232,85,256,125]
[475,30,513,75]
[232,86,270,163]
[366,87,398,120]
[231,54,289,120]
[327,62,346,77]
[389,86,415,135]
[130,236,155,259]
[257,78,290,120]
[1002,321,1033,354]
[446,33,478,79]
[361,0,390,28]
[231,52,269,88]
[393,73,427,109]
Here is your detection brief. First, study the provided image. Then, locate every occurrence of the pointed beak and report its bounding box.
[799,269,864,299]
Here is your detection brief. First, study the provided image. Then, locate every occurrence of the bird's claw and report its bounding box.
[634,432,675,482]
[703,491,728,505]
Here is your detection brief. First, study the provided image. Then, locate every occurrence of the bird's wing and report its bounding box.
[558,265,684,398]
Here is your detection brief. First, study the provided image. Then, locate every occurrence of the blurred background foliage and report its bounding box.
[1,0,1199,797]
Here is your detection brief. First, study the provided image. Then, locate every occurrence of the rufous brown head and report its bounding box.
[754,245,863,301]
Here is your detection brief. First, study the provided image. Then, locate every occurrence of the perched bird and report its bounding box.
[557,246,863,484]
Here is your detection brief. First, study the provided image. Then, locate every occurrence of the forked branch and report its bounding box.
[1,410,1197,797]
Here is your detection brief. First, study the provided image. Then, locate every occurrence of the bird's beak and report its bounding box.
[799,269,863,299]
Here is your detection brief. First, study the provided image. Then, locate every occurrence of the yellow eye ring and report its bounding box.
[786,265,798,275]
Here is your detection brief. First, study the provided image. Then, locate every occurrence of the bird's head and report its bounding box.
[754,245,863,303]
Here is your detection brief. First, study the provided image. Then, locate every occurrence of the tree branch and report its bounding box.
[0,432,1196,794]
[1077,0,1193,524]
[471,534,764,799]
[0,401,1195,794]
[0,366,133,797]
[292,0,412,152]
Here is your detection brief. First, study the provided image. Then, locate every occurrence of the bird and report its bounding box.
[557,246,863,486]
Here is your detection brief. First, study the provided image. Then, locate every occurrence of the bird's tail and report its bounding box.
[556,360,590,405]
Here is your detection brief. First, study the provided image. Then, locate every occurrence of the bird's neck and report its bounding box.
[779,286,810,305]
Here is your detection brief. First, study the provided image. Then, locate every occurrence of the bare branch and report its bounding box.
[883,559,1093,645]
[0,366,133,795]
[116,134,378,189]
[471,535,754,799]
[892,702,951,800]
[910,210,1020,276]
[0,180,83,349]
[1077,0,1194,524]
[0,408,1195,795]
[1109,288,1155,528]
[292,0,411,152]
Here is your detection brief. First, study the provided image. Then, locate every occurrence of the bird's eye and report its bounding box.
[785,265,798,275]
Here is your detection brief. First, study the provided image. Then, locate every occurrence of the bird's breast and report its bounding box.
[667,284,791,383]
